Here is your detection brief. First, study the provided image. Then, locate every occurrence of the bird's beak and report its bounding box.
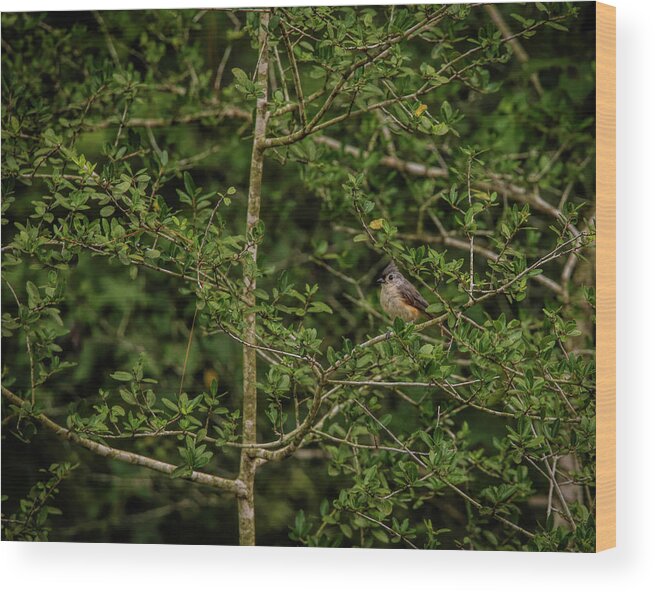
[376,277,384,284]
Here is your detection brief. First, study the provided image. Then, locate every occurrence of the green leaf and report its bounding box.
[308,302,333,314]
[161,398,179,413]
[339,523,353,538]
[372,529,389,544]
[113,180,131,194]
[119,389,136,405]
[110,371,133,382]
[231,67,249,85]
[170,465,192,479]
[546,21,569,32]
[361,200,375,213]
[183,172,196,196]
[25,281,40,305]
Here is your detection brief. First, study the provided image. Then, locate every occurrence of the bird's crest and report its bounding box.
[382,261,399,276]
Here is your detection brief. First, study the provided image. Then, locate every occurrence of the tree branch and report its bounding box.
[238,9,271,546]
[263,6,450,149]
[484,4,544,96]
[1,386,244,496]
[279,20,307,127]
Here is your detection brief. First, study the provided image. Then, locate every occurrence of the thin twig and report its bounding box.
[1,386,243,495]
[467,155,475,297]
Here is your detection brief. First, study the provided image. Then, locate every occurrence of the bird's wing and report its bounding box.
[399,281,429,312]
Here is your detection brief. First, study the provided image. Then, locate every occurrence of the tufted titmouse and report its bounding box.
[377,262,432,322]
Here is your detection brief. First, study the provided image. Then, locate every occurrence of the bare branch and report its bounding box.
[1,386,243,495]
[484,4,544,96]
[280,21,307,127]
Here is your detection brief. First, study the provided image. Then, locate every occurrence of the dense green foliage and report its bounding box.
[2,3,596,550]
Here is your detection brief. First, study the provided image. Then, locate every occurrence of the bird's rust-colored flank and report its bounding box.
[379,282,423,321]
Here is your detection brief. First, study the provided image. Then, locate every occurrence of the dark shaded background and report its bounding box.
[2,4,596,545]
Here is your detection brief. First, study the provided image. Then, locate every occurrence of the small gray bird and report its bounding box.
[377,262,431,322]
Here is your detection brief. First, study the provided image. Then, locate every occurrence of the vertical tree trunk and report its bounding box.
[238,9,270,547]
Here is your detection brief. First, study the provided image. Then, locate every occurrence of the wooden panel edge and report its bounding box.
[595,1,616,553]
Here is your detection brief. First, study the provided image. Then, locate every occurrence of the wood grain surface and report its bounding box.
[596,1,616,552]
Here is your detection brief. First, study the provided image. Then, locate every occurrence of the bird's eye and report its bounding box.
[387,274,394,281]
